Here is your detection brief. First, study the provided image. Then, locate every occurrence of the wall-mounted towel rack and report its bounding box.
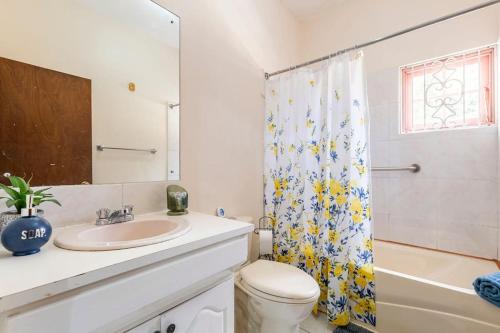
[96,145,157,154]
[371,164,420,173]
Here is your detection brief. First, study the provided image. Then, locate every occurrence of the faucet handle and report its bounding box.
[96,208,111,219]
[123,204,134,214]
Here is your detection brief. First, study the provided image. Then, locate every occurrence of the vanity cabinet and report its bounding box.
[129,277,233,333]
[3,234,247,333]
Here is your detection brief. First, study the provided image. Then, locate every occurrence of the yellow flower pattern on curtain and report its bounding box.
[264,52,375,327]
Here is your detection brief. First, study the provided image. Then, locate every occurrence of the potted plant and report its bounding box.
[0,174,61,231]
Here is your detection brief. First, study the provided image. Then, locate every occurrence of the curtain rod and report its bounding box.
[265,0,500,79]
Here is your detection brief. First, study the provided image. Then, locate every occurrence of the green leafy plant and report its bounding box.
[0,174,61,213]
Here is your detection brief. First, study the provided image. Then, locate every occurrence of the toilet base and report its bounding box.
[236,283,263,333]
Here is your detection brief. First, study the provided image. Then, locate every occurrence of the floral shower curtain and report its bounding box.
[264,52,375,327]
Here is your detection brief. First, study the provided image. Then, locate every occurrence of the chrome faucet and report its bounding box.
[96,205,134,225]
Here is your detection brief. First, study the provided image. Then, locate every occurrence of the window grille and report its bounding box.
[401,46,495,133]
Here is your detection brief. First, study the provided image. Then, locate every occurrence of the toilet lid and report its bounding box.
[239,260,319,300]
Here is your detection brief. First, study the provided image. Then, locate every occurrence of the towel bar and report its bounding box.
[371,164,420,173]
[96,145,157,154]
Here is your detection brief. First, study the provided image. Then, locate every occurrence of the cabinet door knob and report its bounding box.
[166,324,176,333]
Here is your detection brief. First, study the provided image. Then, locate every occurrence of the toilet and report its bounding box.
[235,259,320,333]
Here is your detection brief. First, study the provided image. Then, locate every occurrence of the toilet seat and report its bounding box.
[239,260,320,304]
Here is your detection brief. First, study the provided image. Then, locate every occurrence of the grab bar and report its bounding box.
[371,164,420,173]
[96,145,157,154]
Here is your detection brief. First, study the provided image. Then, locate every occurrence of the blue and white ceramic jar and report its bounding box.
[1,195,52,256]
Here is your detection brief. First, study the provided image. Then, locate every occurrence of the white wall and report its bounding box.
[153,0,301,260]
[0,0,179,184]
[155,0,301,221]
[299,0,500,259]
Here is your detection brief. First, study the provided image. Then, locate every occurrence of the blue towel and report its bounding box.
[473,272,500,307]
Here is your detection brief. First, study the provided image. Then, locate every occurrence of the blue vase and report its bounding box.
[1,215,52,256]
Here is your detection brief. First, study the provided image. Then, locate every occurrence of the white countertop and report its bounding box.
[0,211,254,312]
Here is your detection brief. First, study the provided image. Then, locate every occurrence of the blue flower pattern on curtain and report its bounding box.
[264,52,376,327]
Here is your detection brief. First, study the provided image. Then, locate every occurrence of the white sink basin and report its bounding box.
[54,217,190,251]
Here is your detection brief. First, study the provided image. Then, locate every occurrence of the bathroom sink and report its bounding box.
[54,217,190,251]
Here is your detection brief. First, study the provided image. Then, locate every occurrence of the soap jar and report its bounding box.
[1,195,52,256]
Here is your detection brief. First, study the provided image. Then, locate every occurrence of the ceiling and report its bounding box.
[280,0,346,20]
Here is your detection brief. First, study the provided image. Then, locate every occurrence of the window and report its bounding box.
[401,46,495,133]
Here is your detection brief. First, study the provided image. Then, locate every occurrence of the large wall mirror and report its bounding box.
[0,0,180,186]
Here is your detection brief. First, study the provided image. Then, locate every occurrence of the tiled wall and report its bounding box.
[369,68,499,260]
[0,182,170,228]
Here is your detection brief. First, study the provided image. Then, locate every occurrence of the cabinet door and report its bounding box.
[160,277,234,333]
[127,316,161,333]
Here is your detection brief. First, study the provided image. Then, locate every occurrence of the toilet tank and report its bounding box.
[230,216,257,263]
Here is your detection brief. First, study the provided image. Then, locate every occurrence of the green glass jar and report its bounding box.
[166,185,188,215]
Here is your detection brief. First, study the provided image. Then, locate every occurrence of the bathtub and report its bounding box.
[355,240,500,333]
